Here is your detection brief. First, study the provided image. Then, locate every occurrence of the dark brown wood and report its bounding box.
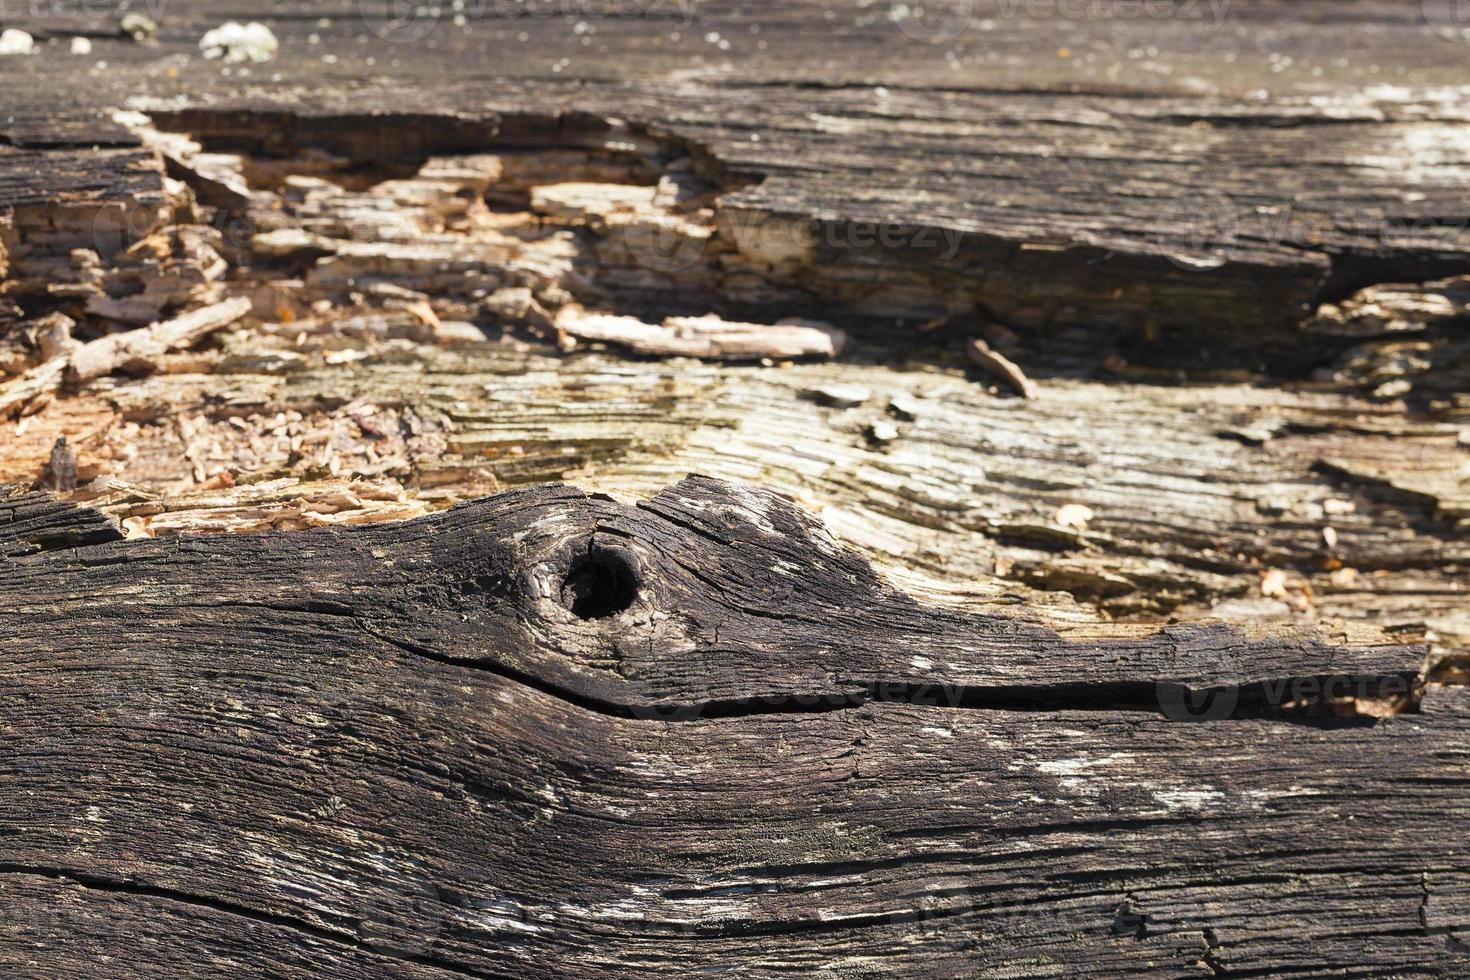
[1,477,1425,715]
[2,481,1466,976]
[1,0,1466,653]
[0,481,120,557]
[3,4,1469,975]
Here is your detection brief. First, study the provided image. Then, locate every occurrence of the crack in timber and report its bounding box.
[0,862,497,979]
[356,615,1412,727]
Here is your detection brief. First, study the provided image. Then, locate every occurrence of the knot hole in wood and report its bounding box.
[560,542,639,620]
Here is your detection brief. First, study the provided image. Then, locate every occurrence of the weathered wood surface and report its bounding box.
[2,480,1467,976]
[1,0,1466,649]
[2,2,1470,334]
[1,7,1468,972]
[0,100,1464,662]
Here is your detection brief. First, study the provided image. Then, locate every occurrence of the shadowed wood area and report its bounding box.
[0,0,1466,662]
[2,0,1469,974]
[2,480,1467,976]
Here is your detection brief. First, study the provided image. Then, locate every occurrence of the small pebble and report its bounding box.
[200,21,279,63]
[120,13,157,41]
[888,393,921,420]
[0,29,34,56]
[867,420,899,443]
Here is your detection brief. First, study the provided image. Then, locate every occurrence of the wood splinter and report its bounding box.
[967,336,1039,399]
[554,306,846,360]
[0,298,252,419]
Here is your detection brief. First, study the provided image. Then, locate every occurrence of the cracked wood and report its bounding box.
[2,481,1467,977]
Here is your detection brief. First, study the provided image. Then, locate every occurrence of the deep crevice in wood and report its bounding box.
[5,480,1432,725]
[0,863,498,980]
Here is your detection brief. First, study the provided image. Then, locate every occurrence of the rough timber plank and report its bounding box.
[1,477,1425,713]
[0,482,121,557]
[0,483,1466,977]
[1,6,1468,971]
[2,1,1470,342]
[0,0,1464,658]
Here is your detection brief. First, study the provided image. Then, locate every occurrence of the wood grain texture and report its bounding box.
[0,0,1464,658]
[2,7,1468,973]
[1,477,1425,713]
[2,481,1467,976]
[0,482,121,556]
[2,1,1470,343]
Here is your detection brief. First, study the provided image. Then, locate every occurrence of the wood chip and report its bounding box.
[555,308,845,361]
[967,338,1038,399]
[0,356,69,420]
[39,437,78,492]
[71,297,253,383]
[867,420,899,443]
[807,384,870,408]
[1260,568,1288,597]
[1055,503,1094,530]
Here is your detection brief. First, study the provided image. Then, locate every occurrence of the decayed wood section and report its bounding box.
[0,1,1466,666]
[0,2,1464,632]
[2,480,1467,976]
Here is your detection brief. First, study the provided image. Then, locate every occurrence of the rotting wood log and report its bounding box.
[1,4,1469,973]
[1,479,1466,977]
[0,2,1464,668]
[5,2,1470,350]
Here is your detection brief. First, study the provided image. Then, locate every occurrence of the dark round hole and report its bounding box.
[560,549,638,620]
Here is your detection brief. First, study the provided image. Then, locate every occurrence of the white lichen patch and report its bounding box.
[0,29,34,56]
[200,21,279,63]
[1154,787,1226,811]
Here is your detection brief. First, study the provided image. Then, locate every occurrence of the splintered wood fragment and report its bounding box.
[39,437,77,492]
[967,337,1039,399]
[0,355,68,420]
[2,300,251,417]
[1305,275,1470,337]
[70,297,252,383]
[555,307,845,360]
